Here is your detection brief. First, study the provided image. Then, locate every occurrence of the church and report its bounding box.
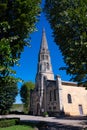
[30,29,87,116]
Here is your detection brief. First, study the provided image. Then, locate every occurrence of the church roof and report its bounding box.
[40,28,48,51]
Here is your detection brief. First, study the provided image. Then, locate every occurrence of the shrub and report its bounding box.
[43,112,48,117]
[0,118,20,128]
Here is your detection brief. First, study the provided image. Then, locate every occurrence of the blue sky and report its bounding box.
[14,1,71,104]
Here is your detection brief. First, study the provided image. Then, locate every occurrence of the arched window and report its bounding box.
[41,55,44,60]
[67,94,72,103]
[54,89,56,101]
[50,91,52,101]
[44,62,46,71]
[46,55,48,60]
[47,63,49,70]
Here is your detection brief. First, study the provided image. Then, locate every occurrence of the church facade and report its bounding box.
[30,29,87,116]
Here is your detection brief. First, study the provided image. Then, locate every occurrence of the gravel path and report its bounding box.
[0,114,87,129]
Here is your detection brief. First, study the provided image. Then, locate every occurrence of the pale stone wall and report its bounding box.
[61,83,87,116]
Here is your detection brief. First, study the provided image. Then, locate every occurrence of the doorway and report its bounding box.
[78,105,83,115]
[37,103,40,115]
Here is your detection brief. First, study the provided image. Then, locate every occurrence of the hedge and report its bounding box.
[0,118,20,127]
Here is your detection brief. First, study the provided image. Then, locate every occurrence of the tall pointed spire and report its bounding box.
[40,28,48,51]
[35,28,54,113]
[36,28,54,80]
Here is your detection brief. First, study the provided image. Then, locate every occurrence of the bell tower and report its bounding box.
[34,29,54,115]
[36,28,54,81]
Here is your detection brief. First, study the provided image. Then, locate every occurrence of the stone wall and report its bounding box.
[46,81,60,116]
[61,83,87,116]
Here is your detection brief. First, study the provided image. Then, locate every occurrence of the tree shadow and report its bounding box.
[36,121,84,130]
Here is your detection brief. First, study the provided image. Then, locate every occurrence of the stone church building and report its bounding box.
[30,29,87,116]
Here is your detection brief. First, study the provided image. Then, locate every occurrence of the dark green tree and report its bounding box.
[0,76,18,115]
[0,0,41,78]
[20,81,35,114]
[44,0,87,86]
[0,0,40,114]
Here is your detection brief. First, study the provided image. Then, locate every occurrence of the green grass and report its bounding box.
[0,125,35,130]
[10,104,23,112]
[11,104,23,109]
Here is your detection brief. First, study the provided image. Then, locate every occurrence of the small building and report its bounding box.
[30,29,87,116]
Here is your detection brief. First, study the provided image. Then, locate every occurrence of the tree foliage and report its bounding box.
[0,0,41,78]
[0,0,41,113]
[0,76,18,115]
[20,81,35,113]
[44,0,87,86]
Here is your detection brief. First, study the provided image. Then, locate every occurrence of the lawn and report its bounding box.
[10,104,23,112]
[0,125,35,130]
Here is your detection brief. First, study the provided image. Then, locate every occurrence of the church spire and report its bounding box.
[40,28,48,51]
[36,28,54,80]
[35,28,54,111]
